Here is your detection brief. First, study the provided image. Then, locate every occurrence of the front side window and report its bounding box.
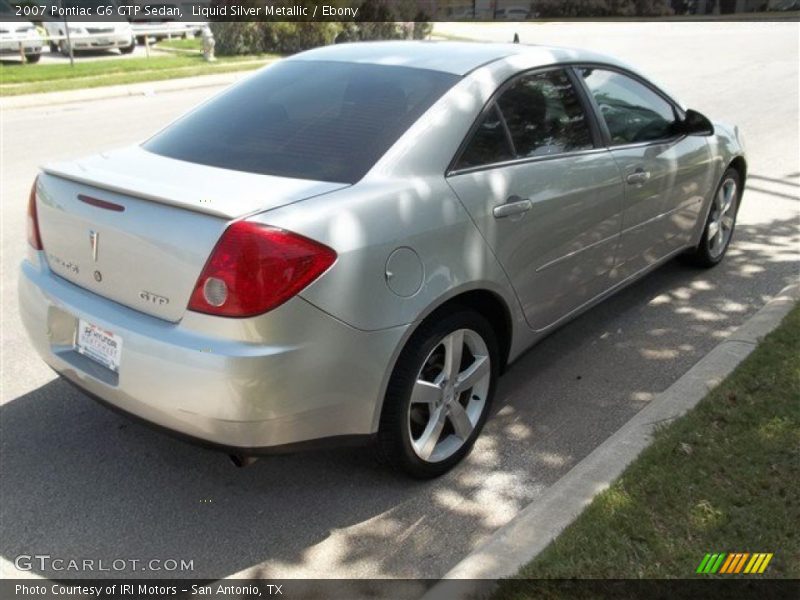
[143,61,459,184]
[580,68,677,145]
[497,69,594,158]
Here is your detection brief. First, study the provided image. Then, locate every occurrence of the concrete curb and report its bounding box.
[0,66,271,111]
[422,281,800,600]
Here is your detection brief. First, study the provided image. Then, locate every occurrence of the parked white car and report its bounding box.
[40,0,134,55]
[42,19,135,56]
[0,0,43,62]
[0,19,43,62]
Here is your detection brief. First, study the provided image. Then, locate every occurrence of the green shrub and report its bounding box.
[211,22,268,56]
[261,22,341,54]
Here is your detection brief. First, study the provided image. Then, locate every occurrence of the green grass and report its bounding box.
[0,54,278,96]
[155,37,203,52]
[495,303,800,593]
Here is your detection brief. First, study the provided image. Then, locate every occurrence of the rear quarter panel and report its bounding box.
[253,177,522,335]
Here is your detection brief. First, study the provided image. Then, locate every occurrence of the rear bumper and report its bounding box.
[19,254,407,451]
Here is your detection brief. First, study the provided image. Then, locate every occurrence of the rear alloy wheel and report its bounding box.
[681,168,741,268]
[378,309,498,478]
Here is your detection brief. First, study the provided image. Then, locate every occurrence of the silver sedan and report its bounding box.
[20,41,746,478]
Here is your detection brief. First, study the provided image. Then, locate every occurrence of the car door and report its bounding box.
[447,68,625,332]
[577,67,715,281]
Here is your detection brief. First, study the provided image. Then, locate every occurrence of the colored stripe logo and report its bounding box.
[696,552,773,574]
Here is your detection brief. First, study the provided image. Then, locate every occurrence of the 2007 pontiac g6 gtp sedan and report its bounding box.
[21,41,746,478]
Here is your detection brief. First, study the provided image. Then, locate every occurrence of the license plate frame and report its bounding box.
[75,319,122,372]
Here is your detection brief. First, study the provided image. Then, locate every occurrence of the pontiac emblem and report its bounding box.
[89,230,99,262]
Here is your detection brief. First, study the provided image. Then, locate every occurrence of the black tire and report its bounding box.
[377,308,500,479]
[119,41,135,54]
[58,40,71,57]
[49,42,57,53]
[680,168,742,268]
[24,53,40,63]
[136,36,146,45]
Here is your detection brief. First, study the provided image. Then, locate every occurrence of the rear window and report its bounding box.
[143,60,459,184]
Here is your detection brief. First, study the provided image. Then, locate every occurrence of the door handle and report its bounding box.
[626,169,651,185]
[493,196,532,219]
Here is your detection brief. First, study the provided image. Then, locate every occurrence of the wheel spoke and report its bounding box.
[455,355,490,394]
[448,402,473,441]
[411,379,442,406]
[722,181,736,214]
[722,215,735,230]
[415,408,446,460]
[713,227,725,252]
[717,186,727,208]
[707,220,720,240]
[443,330,464,382]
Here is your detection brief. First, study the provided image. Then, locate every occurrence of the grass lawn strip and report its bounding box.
[495,303,799,592]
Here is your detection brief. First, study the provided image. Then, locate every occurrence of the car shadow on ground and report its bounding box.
[0,210,797,580]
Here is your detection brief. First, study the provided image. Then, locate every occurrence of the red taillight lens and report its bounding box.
[188,222,337,318]
[27,176,43,250]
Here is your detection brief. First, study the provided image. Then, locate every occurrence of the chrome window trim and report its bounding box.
[447,146,610,178]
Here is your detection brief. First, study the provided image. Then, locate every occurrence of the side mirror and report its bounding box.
[679,109,714,136]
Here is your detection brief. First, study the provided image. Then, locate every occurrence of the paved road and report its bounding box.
[1,22,798,581]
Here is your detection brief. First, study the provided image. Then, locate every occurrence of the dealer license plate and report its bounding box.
[76,319,122,372]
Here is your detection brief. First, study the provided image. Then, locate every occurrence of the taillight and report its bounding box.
[27,176,43,250]
[188,222,336,318]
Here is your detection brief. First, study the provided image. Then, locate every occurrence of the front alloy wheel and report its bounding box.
[378,309,499,478]
[681,168,741,268]
[707,177,738,259]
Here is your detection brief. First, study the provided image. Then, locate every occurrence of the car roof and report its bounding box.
[288,41,627,76]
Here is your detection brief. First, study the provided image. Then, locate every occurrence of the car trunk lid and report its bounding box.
[36,147,348,322]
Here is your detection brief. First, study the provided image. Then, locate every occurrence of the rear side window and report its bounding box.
[498,69,594,158]
[454,68,593,171]
[143,61,459,184]
[580,68,677,145]
[456,105,514,169]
